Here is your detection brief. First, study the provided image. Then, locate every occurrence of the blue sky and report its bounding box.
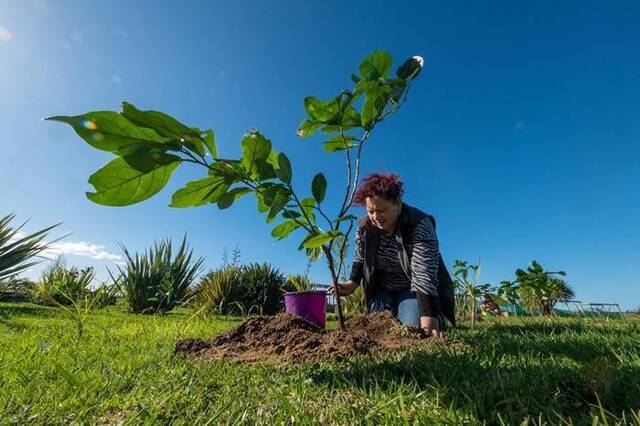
[1,1,639,309]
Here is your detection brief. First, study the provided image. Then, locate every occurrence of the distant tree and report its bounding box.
[515,261,573,316]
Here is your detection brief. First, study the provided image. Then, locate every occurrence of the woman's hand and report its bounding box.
[420,315,444,338]
[330,280,358,297]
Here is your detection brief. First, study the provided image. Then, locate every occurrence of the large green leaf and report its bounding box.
[361,86,389,130]
[299,197,316,221]
[46,112,168,153]
[323,135,358,153]
[275,153,292,184]
[267,191,290,223]
[217,187,253,209]
[170,176,229,208]
[255,183,278,213]
[359,50,392,80]
[302,231,339,249]
[203,129,218,159]
[241,132,272,177]
[122,102,207,156]
[304,97,339,122]
[311,173,327,204]
[86,154,182,206]
[121,102,197,140]
[271,220,301,240]
[296,119,322,137]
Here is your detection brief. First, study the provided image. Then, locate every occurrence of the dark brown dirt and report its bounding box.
[175,311,448,364]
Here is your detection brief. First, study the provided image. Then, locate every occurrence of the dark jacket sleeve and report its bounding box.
[349,227,365,284]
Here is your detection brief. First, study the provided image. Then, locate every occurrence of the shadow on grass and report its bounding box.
[308,343,639,424]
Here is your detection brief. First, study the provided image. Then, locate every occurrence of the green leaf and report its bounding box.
[217,187,253,209]
[311,173,327,204]
[254,159,276,181]
[361,86,389,130]
[271,220,301,240]
[170,176,229,208]
[304,97,339,122]
[241,131,272,177]
[267,191,290,223]
[203,129,218,159]
[275,153,292,184]
[46,112,168,153]
[359,50,392,80]
[323,135,358,153]
[121,102,197,139]
[121,102,205,157]
[282,210,302,219]
[303,231,337,249]
[299,197,316,220]
[255,183,278,213]
[351,73,361,83]
[86,155,181,206]
[342,106,362,127]
[296,119,322,137]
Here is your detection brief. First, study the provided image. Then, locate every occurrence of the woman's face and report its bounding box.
[365,195,402,234]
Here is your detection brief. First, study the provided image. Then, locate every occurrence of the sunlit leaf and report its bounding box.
[170,176,228,208]
[86,154,181,206]
[358,50,392,80]
[46,112,168,153]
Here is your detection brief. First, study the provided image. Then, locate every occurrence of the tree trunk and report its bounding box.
[323,247,345,329]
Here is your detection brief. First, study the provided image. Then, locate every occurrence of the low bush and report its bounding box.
[118,237,203,314]
[195,262,287,315]
[31,258,95,306]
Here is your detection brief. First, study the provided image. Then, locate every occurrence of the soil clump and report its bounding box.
[175,311,446,363]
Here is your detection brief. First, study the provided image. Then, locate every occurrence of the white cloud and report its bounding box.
[9,231,122,263]
[43,241,123,262]
[0,27,13,43]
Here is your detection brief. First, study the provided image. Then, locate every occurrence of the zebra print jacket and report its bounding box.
[349,203,456,326]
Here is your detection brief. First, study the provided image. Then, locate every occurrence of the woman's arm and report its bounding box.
[410,217,443,335]
[410,217,440,297]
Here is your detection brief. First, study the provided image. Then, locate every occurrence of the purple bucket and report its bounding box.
[284,290,327,328]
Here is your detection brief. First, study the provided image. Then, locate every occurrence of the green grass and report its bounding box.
[1,303,639,424]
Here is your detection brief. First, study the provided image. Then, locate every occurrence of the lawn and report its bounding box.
[1,302,638,424]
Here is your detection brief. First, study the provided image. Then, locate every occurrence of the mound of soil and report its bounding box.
[175,311,445,364]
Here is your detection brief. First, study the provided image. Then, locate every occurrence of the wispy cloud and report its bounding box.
[0,27,13,43]
[10,231,122,263]
[42,241,122,262]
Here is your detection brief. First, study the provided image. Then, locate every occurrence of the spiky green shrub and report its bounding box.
[234,263,287,315]
[193,266,240,314]
[32,258,96,306]
[0,213,60,280]
[195,263,286,315]
[118,237,203,314]
[283,273,314,293]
